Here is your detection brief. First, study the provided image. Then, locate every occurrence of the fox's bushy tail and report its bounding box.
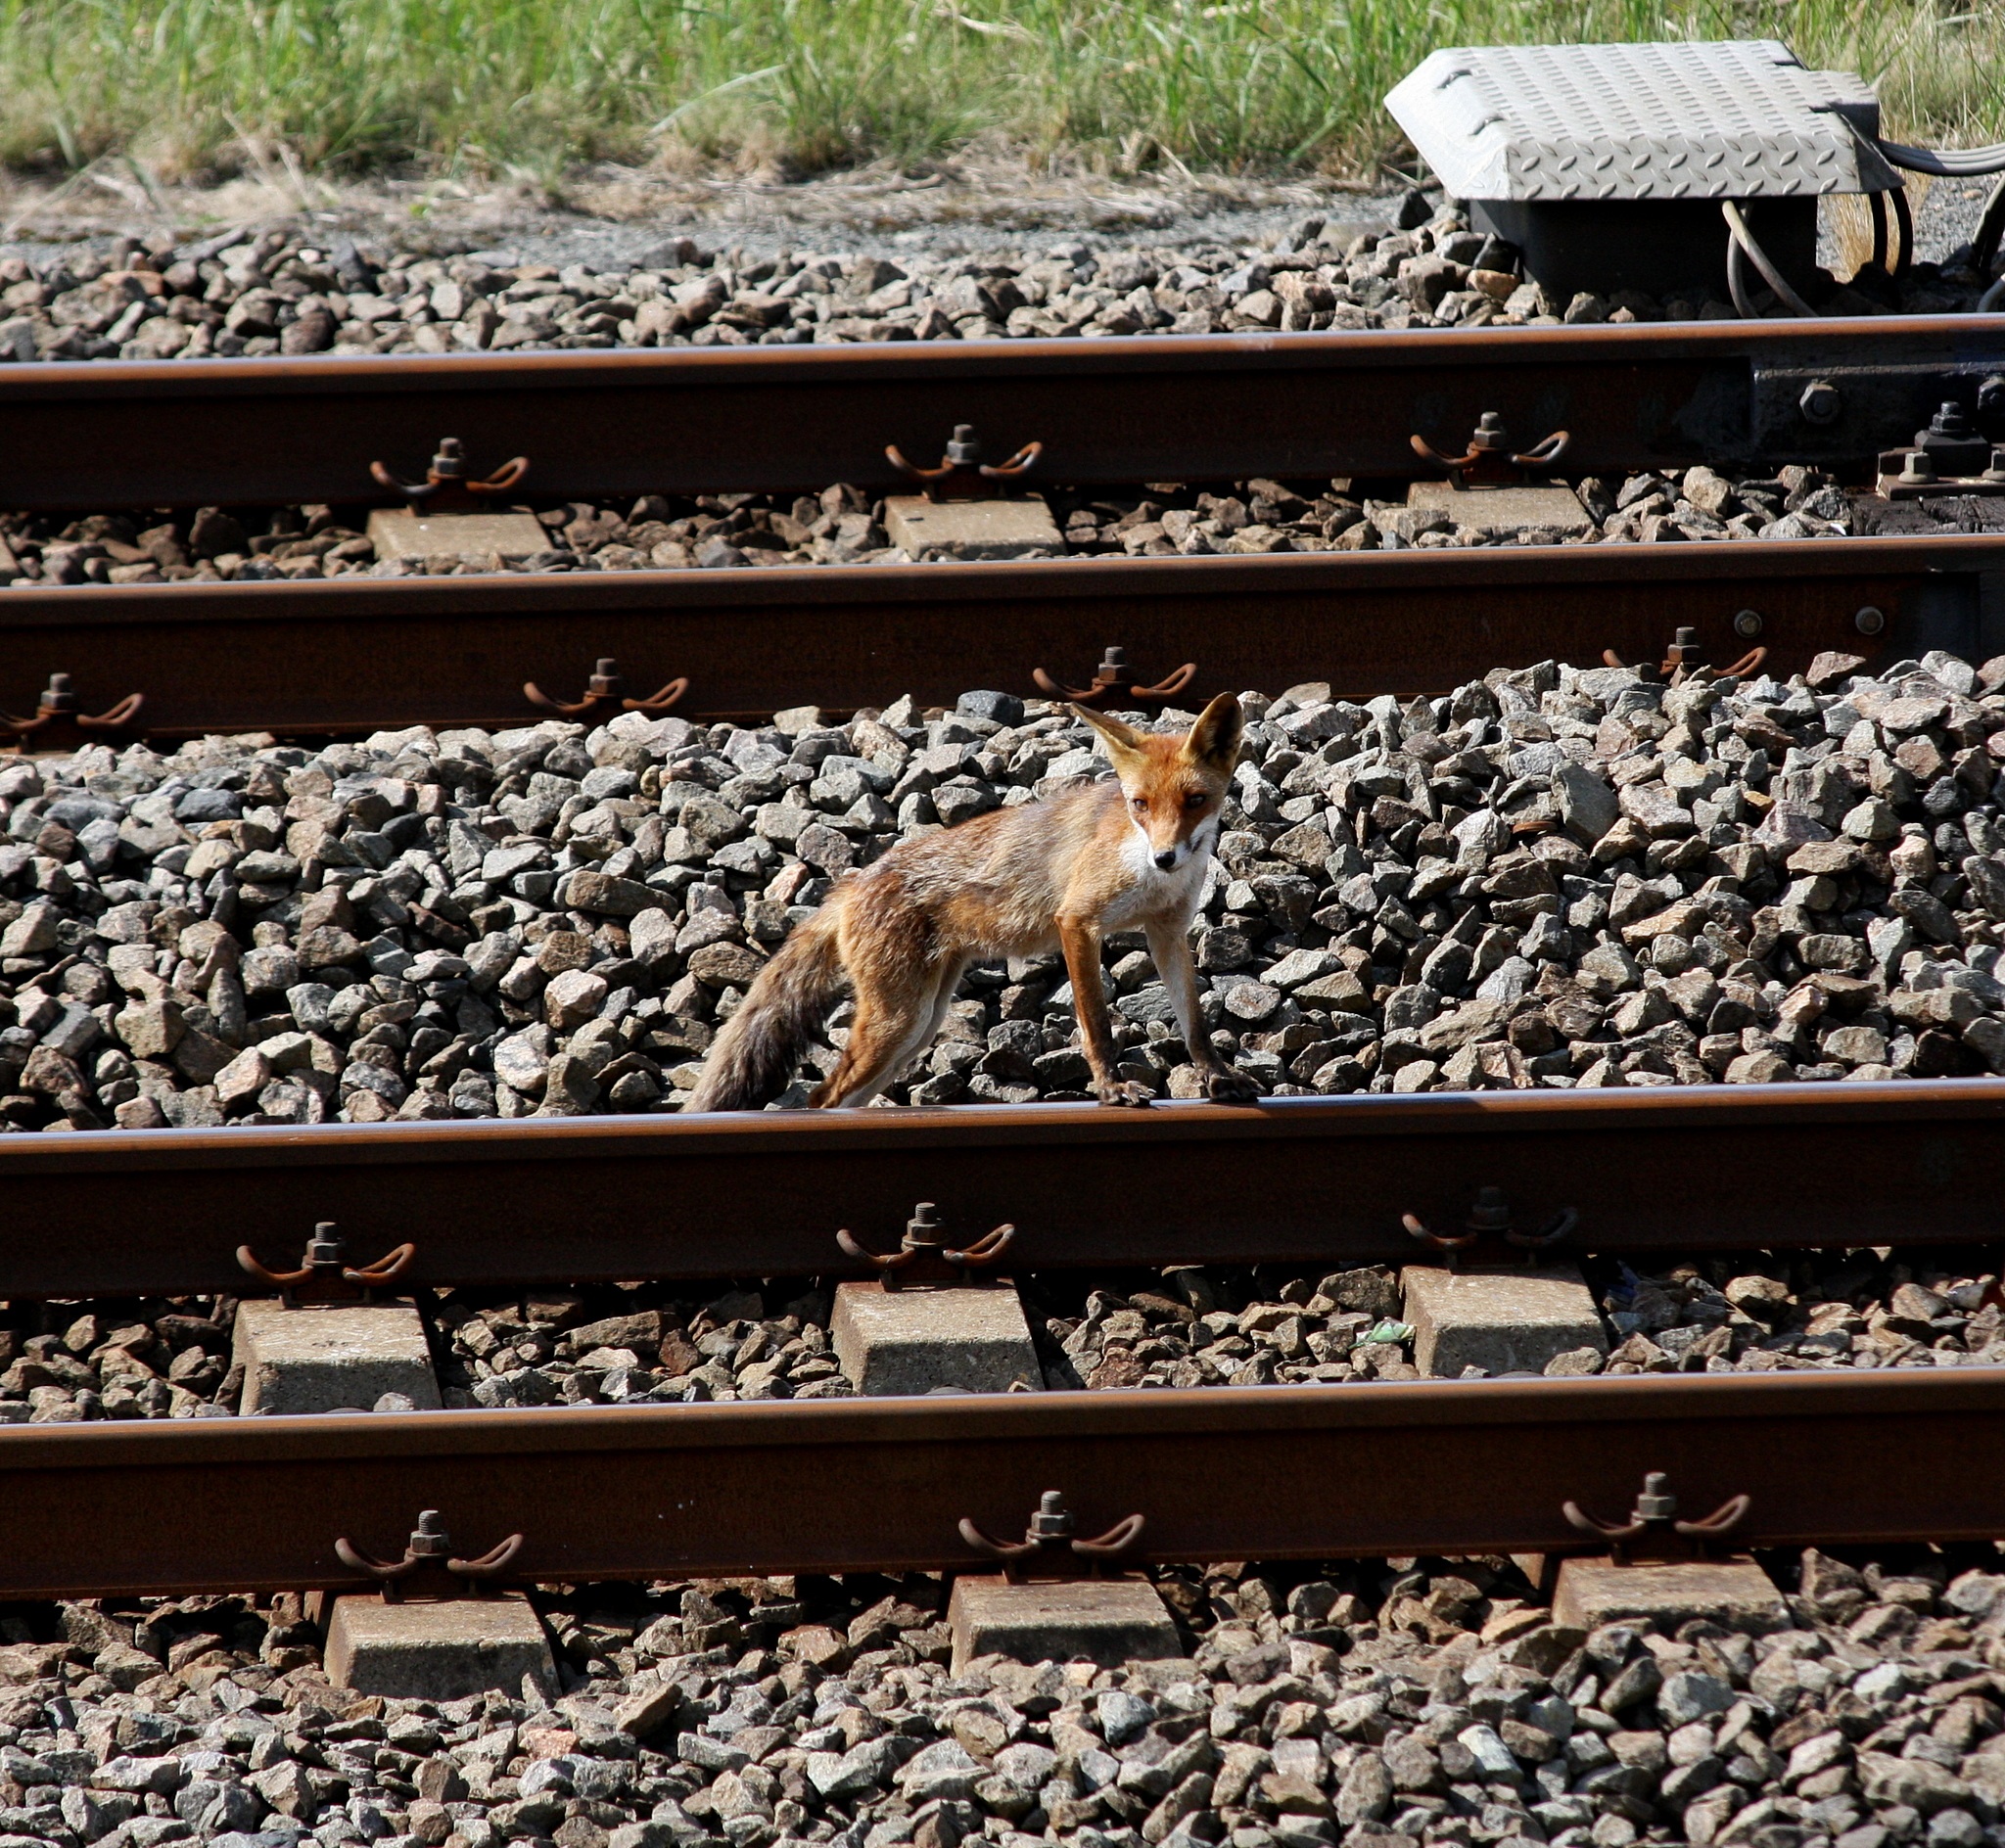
[684,911,845,1112]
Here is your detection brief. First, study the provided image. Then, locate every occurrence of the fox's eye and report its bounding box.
[1183,791,1208,809]
[1130,797,1147,814]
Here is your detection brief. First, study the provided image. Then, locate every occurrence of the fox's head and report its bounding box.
[1073,692,1243,873]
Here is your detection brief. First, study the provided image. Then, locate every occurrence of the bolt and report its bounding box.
[306,1222,344,1267]
[906,1203,943,1246]
[1798,379,1842,426]
[1981,375,2005,421]
[1733,609,1764,639]
[1634,1473,1678,1522]
[1470,412,1509,449]
[945,425,982,464]
[1898,451,1937,484]
[1468,1187,1511,1233]
[1028,1492,1073,1538]
[1855,605,1887,636]
[409,1511,451,1556]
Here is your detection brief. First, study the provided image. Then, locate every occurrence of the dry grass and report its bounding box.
[0,0,2000,186]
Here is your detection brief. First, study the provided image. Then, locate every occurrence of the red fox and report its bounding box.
[686,693,1261,1111]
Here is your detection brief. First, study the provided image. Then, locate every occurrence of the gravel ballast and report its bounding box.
[2,1539,2004,1848]
[5,1244,2001,1427]
[0,462,1895,586]
[6,651,2005,1133]
[0,192,1989,376]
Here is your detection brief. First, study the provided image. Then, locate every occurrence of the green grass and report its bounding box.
[0,0,2001,187]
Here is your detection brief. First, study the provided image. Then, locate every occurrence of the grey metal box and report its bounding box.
[1387,39,1898,302]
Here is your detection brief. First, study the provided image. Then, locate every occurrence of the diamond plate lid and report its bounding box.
[1386,39,1898,203]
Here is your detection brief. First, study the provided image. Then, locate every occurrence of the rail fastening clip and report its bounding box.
[959,1491,1145,1583]
[1562,1470,1750,1567]
[1411,411,1569,487]
[1603,625,1766,688]
[887,424,1042,502]
[524,657,688,720]
[370,437,529,513]
[836,1201,1015,1290]
[335,1510,524,1603]
[0,673,146,753]
[1403,1185,1578,1272]
[237,1221,416,1309]
[1033,646,1197,709]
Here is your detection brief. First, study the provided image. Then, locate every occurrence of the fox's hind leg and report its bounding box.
[810,955,963,1109]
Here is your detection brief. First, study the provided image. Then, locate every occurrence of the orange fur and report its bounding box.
[685,693,1259,1111]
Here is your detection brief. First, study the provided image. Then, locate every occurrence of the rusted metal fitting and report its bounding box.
[370,437,529,512]
[1411,412,1569,487]
[0,673,146,753]
[237,1222,416,1309]
[886,424,1042,502]
[1562,1471,1750,1566]
[1403,1186,1578,1271]
[1034,646,1197,708]
[836,1201,1014,1290]
[524,657,687,719]
[1602,626,1766,687]
[334,1509,524,1603]
[1877,401,2005,499]
[958,1490,1145,1583]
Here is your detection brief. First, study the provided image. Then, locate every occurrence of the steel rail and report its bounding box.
[1,1081,2001,1304]
[1,534,1994,736]
[0,1369,1999,1600]
[1,315,2003,511]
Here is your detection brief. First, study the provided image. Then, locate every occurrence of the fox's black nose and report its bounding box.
[1153,849,1178,870]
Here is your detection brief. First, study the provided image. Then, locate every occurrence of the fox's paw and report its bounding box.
[1096,1080,1156,1108]
[1206,1069,1263,1104]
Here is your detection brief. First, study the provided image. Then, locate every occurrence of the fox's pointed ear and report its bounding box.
[1071,703,1148,766]
[1182,692,1244,771]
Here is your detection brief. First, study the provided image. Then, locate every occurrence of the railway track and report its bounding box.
[0,534,1992,738]
[4,319,2005,735]
[0,1083,2001,1302]
[1,292,2003,1848]
[4,318,2005,512]
[0,1370,1997,1601]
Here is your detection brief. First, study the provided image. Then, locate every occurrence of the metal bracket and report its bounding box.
[1403,1185,1578,1272]
[887,424,1041,502]
[1752,362,2005,467]
[335,1509,523,1603]
[524,657,687,719]
[237,1222,415,1308]
[1562,1471,1750,1566]
[836,1201,1014,1290]
[370,437,529,513]
[0,673,145,753]
[1033,646,1196,708]
[959,1491,1145,1583]
[1876,401,2005,497]
[1411,412,1568,487]
[1602,625,1766,687]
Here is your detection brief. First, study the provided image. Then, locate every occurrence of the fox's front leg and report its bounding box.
[1057,915,1151,1107]
[1145,916,1261,1102]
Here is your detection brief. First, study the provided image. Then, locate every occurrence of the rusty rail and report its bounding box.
[0,534,1995,737]
[1,316,2003,510]
[0,1368,1999,1599]
[1,1081,2002,1303]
